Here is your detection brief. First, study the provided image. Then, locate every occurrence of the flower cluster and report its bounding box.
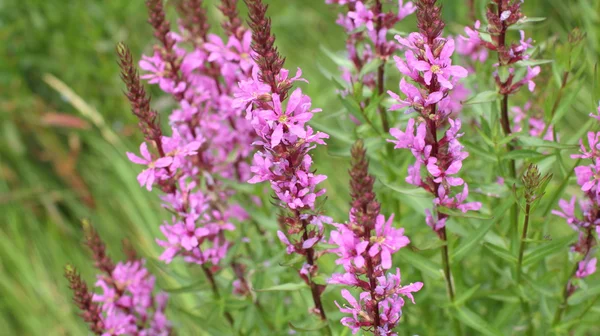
[511,102,553,140]
[326,0,416,98]
[121,0,258,266]
[93,260,171,336]
[329,140,422,335]
[553,103,600,291]
[388,0,481,235]
[457,0,540,95]
[65,227,171,336]
[240,0,331,319]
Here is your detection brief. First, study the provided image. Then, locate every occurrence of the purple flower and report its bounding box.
[127,142,173,191]
[457,21,488,62]
[388,119,430,157]
[388,78,443,112]
[397,0,416,20]
[576,257,597,278]
[330,226,369,269]
[425,209,447,232]
[369,214,410,269]
[410,39,468,89]
[347,1,375,31]
[257,88,319,147]
[426,158,464,186]
[572,132,600,159]
[93,260,171,335]
[576,158,600,193]
[335,289,367,334]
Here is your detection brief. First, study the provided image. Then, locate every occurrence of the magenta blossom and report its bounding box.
[127,142,173,191]
[410,40,468,89]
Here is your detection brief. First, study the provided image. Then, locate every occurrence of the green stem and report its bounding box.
[440,226,463,336]
[516,203,531,283]
[516,202,534,335]
[202,265,235,326]
[552,263,578,326]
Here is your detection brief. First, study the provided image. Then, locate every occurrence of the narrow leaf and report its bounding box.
[255,282,307,292]
[453,306,504,336]
[484,243,517,265]
[464,90,501,105]
[522,235,575,267]
[452,199,512,263]
[568,283,600,305]
[438,207,493,219]
[397,249,443,279]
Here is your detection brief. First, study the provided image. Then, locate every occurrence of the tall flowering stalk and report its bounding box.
[552,103,600,326]
[326,0,416,131]
[119,0,261,325]
[386,0,481,329]
[457,0,541,247]
[239,0,332,323]
[329,140,422,335]
[124,0,257,266]
[65,226,171,335]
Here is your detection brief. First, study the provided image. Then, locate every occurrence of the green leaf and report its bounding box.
[380,180,431,198]
[568,284,600,306]
[462,140,498,162]
[484,243,517,265]
[397,249,443,279]
[517,136,578,150]
[359,58,382,78]
[568,283,600,305]
[516,59,554,67]
[498,66,510,82]
[311,275,328,285]
[254,282,307,292]
[288,321,328,332]
[279,254,305,267]
[438,207,493,219]
[452,199,513,263]
[502,149,546,161]
[453,284,481,307]
[522,235,575,267]
[464,90,501,105]
[163,280,210,294]
[311,120,355,145]
[508,17,547,30]
[320,45,353,69]
[453,306,504,336]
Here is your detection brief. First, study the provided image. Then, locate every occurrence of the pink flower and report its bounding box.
[277,231,296,254]
[411,39,468,89]
[576,159,600,193]
[369,214,410,269]
[388,78,443,112]
[455,185,482,213]
[427,158,464,186]
[127,142,173,191]
[572,132,600,159]
[257,88,319,147]
[576,258,597,278]
[234,66,272,108]
[425,209,446,232]
[457,21,488,62]
[330,226,369,269]
[347,1,375,31]
[139,52,185,95]
[388,119,429,157]
[397,0,416,20]
[335,289,367,334]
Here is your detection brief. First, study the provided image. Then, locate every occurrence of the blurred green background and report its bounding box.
[1,0,599,335]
